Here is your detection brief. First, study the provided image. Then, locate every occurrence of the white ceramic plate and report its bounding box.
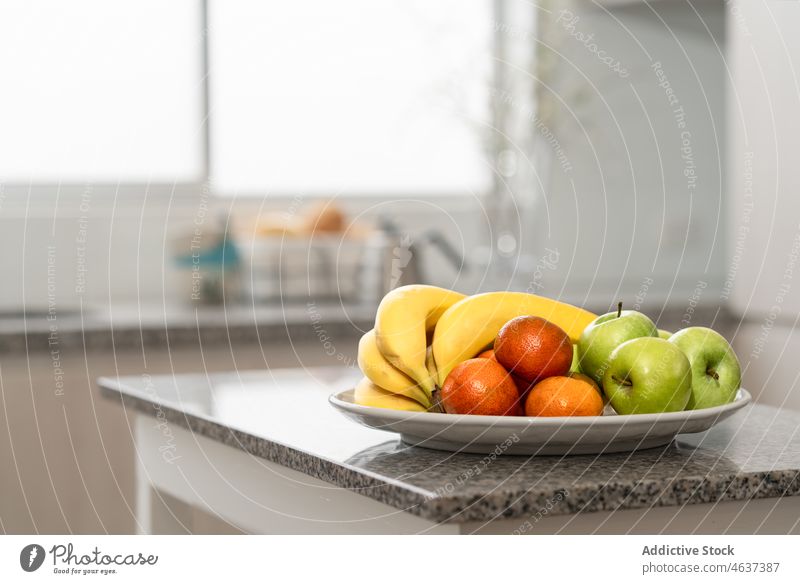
[329,389,751,455]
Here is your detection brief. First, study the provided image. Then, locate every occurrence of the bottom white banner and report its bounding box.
[1,535,798,582]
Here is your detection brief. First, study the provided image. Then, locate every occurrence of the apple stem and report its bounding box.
[617,301,623,318]
[612,375,633,387]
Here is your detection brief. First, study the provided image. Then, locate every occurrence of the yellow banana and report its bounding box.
[432,292,597,387]
[425,346,437,382]
[357,330,431,408]
[353,378,426,412]
[374,285,466,396]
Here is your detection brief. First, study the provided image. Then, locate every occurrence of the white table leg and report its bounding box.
[135,420,193,534]
[135,441,154,534]
[133,415,456,534]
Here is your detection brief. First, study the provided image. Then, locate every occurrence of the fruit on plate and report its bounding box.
[475,349,532,401]
[374,285,465,396]
[357,330,431,408]
[658,329,672,340]
[668,327,741,409]
[353,378,427,412]
[603,337,692,414]
[431,292,597,387]
[440,358,522,416]
[524,375,604,417]
[494,316,573,382]
[578,309,658,384]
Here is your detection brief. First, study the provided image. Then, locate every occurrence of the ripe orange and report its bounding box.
[524,375,604,417]
[475,349,533,401]
[494,316,573,382]
[569,372,599,392]
[568,372,608,404]
[441,358,522,416]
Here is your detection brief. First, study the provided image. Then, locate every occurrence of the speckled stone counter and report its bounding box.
[0,304,373,352]
[2,305,730,354]
[99,367,800,525]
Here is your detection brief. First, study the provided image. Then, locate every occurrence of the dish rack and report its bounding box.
[242,233,394,306]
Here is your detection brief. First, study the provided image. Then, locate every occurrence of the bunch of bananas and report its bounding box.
[354,285,597,411]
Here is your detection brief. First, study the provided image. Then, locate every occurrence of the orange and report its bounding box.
[475,349,533,401]
[494,316,573,382]
[569,372,599,392]
[568,372,608,404]
[524,375,604,417]
[441,358,522,416]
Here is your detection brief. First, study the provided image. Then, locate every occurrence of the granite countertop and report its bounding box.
[0,304,373,352]
[2,304,734,354]
[99,367,800,524]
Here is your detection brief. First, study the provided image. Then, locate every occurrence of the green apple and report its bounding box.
[668,327,741,409]
[658,329,672,340]
[603,337,692,414]
[578,310,658,384]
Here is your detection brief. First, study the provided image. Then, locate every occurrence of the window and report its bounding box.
[208,0,495,196]
[0,0,494,195]
[0,0,203,183]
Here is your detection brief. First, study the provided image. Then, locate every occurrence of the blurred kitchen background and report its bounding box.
[1,0,799,533]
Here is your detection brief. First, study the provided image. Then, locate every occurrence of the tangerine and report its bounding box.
[494,316,573,382]
[441,358,522,416]
[524,375,604,417]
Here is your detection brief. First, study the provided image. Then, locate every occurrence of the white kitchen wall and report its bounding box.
[726,0,800,411]
[726,0,800,321]
[517,0,728,310]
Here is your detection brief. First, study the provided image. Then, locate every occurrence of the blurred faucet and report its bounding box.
[377,216,468,287]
